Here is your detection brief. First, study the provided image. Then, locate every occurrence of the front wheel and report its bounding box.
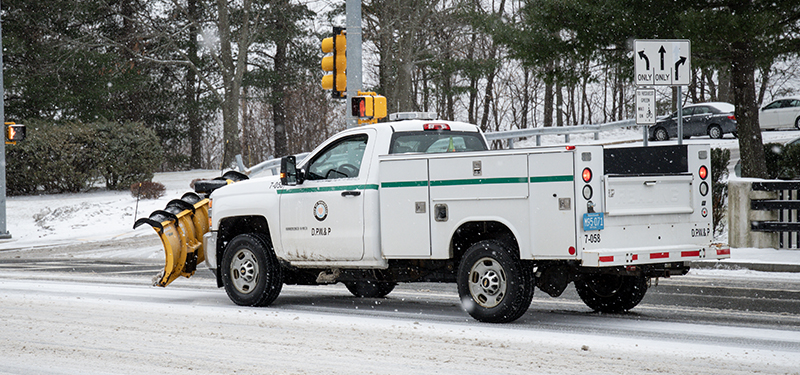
[221,233,283,307]
[708,124,723,139]
[457,240,534,323]
[344,280,397,298]
[575,274,648,313]
[795,116,800,130]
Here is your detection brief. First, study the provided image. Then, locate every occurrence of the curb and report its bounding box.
[691,261,800,273]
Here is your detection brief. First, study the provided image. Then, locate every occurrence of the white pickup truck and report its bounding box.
[142,116,729,323]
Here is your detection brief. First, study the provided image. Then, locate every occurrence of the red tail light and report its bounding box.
[699,166,708,180]
[565,145,576,150]
[582,168,592,183]
[727,115,736,120]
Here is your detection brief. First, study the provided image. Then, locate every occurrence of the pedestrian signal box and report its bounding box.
[351,92,387,124]
[5,122,25,144]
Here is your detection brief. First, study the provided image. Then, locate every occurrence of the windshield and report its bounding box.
[389,131,487,154]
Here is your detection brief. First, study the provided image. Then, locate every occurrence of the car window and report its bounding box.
[693,106,711,115]
[789,100,800,108]
[681,107,694,116]
[305,134,368,180]
[389,131,487,154]
[764,101,783,110]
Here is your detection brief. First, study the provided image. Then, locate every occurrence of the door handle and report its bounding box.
[341,191,361,197]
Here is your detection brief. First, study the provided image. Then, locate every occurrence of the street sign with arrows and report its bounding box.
[634,40,691,86]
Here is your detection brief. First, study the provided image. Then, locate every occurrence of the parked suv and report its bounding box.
[649,102,737,141]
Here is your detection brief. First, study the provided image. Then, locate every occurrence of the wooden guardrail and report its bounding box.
[750,181,800,249]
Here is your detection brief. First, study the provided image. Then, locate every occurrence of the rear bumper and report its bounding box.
[582,243,730,267]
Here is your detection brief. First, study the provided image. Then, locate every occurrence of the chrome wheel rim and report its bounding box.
[709,126,721,139]
[468,257,507,308]
[230,248,259,294]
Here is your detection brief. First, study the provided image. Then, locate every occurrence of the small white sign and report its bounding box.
[636,88,657,125]
[634,40,691,86]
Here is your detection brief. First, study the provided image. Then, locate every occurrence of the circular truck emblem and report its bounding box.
[313,200,328,221]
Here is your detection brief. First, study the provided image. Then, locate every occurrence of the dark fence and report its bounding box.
[750,181,800,249]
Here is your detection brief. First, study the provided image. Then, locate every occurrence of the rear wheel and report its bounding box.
[708,124,723,139]
[457,240,534,323]
[575,274,648,313]
[221,233,283,307]
[795,116,800,130]
[654,127,669,141]
[344,280,397,298]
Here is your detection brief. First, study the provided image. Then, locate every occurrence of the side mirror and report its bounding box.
[280,156,298,186]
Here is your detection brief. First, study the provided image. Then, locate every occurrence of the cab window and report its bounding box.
[305,134,368,180]
[389,131,487,154]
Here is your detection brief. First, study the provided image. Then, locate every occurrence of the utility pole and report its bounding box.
[0,5,10,239]
[345,0,362,128]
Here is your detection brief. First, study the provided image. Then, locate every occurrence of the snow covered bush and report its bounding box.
[130,181,166,199]
[711,148,729,235]
[6,119,163,195]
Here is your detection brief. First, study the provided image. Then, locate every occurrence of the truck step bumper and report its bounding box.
[582,243,730,267]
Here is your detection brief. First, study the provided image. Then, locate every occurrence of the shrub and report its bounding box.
[6,119,98,194]
[6,119,163,195]
[763,142,800,180]
[710,148,730,235]
[93,120,163,190]
[780,142,800,179]
[130,181,166,199]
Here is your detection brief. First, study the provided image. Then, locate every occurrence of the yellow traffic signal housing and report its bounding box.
[5,122,25,143]
[351,92,387,124]
[321,27,346,97]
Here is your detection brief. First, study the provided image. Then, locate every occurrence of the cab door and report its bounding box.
[279,130,376,261]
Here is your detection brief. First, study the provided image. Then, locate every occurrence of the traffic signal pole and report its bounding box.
[345,0,362,128]
[0,10,10,239]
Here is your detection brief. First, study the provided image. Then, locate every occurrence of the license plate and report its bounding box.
[583,212,604,231]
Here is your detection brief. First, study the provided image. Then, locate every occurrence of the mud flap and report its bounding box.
[135,171,249,287]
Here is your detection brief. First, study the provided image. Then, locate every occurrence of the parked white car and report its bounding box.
[760,96,800,130]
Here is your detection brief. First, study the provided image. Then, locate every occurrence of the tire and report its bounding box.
[575,274,648,313]
[795,116,800,130]
[732,132,738,138]
[457,239,534,323]
[654,127,669,141]
[708,124,723,139]
[344,280,397,298]
[221,233,283,307]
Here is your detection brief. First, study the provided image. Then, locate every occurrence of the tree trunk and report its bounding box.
[187,0,202,168]
[273,39,288,158]
[544,78,553,127]
[731,47,767,178]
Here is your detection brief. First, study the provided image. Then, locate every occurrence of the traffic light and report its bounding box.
[5,122,25,143]
[351,92,387,124]
[321,27,346,98]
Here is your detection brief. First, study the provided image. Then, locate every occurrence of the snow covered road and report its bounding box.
[1,272,798,375]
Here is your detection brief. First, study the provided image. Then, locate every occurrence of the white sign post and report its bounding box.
[634,39,691,145]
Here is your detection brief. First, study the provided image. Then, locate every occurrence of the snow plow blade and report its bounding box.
[134,171,249,287]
